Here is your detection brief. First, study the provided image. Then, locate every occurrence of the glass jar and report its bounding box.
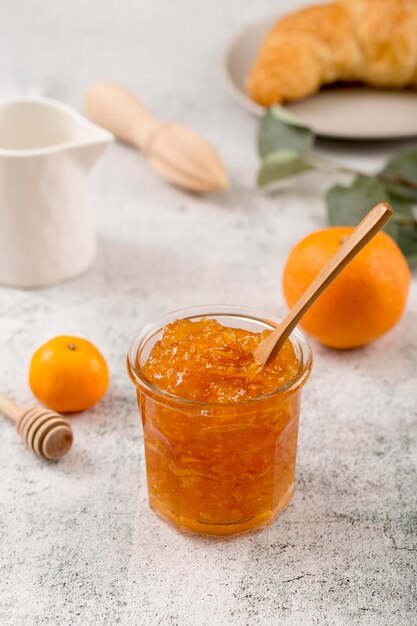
[127,306,312,536]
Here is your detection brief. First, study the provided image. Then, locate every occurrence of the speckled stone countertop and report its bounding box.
[0,1,416,625]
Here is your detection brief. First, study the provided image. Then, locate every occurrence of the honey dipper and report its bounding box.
[0,392,73,460]
[84,81,229,194]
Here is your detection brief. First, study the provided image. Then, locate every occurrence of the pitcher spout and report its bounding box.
[60,104,113,170]
[0,96,113,165]
[75,129,113,171]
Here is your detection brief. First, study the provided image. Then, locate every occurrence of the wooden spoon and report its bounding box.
[0,392,73,460]
[84,81,229,194]
[254,202,393,366]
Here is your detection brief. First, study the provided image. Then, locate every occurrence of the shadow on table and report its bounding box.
[312,307,417,381]
[316,135,417,158]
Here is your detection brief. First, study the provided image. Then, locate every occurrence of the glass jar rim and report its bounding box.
[127,305,313,408]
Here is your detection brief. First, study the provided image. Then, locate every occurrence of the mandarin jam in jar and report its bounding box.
[127,307,312,536]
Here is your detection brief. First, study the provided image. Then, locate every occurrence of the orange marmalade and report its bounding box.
[133,318,308,536]
[143,319,299,403]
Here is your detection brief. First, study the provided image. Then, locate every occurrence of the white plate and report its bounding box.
[223,18,417,140]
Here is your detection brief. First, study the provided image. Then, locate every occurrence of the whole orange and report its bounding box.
[282,227,410,349]
[29,336,109,413]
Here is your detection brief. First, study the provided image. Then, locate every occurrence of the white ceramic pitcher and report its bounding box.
[0,97,113,288]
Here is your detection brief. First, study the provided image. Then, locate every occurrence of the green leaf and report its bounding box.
[393,224,417,266]
[381,147,417,182]
[257,150,313,188]
[258,106,314,158]
[326,175,394,230]
[269,105,311,129]
[383,182,417,203]
[326,175,417,266]
[387,197,417,266]
[380,148,417,203]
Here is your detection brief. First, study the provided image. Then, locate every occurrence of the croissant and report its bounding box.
[247,0,417,106]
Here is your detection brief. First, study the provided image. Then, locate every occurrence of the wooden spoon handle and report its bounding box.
[84,81,162,151]
[0,392,25,423]
[254,202,393,366]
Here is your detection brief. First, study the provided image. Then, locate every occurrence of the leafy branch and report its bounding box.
[257,106,417,265]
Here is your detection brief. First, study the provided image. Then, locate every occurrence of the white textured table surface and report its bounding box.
[1,2,416,625]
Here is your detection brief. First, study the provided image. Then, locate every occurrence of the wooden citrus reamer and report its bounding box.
[84,81,229,194]
[254,202,393,366]
[0,392,73,460]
